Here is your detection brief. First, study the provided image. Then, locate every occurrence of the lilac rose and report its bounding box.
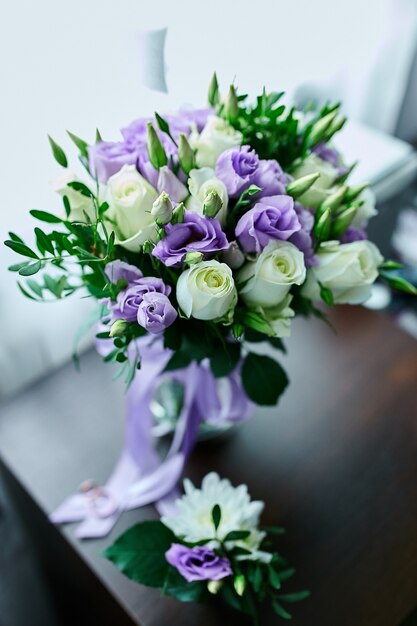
[216,146,290,198]
[289,203,317,267]
[117,277,171,322]
[165,544,232,583]
[152,211,229,268]
[88,141,140,183]
[105,260,143,286]
[235,195,301,254]
[313,142,348,178]
[137,292,177,334]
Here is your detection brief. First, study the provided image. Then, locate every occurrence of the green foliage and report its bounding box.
[241,352,289,405]
[212,504,221,531]
[104,521,176,587]
[48,135,68,167]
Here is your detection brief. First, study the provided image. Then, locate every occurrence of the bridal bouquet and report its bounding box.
[5,73,414,408]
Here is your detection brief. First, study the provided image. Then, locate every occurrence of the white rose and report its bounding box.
[292,153,339,209]
[107,164,158,252]
[186,167,229,225]
[238,241,306,308]
[262,294,295,338]
[351,187,378,228]
[177,260,237,321]
[50,169,96,222]
[191,116,242,168]
[302,239,383,304]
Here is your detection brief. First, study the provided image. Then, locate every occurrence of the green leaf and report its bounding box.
[163,567,206,602]
[4,240,39,259]
[35,227,54,255]
[48,135,68,167]
[268,566,282,589]
[18,261,42,276]
[63,195,71,218]
[104,520,176,587]
[241,311,275,336]
[241,352,289,406]
[380,272,417,295]
[155,112,170,134]
[164,351,193,372]
[17,282,38,301]
[210,342,241,377]
[8,231,24,243]
[224,530,251,541]
[262,525,286,535]
[278,590,311,603]
[26,279,43,298]
[67,181,94,198]
[272,600,292,619]
[8,261,29,272]
[106,231,115,257]
[268,337,287,353]
[277,567,296,582]
[30,209,62,223]
[212,504,221,531]
[67,130,89,158]
[247,564,263,593]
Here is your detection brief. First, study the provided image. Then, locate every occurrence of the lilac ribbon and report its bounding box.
[50,338,252,539]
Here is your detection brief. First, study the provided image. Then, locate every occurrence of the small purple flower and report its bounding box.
[235,195,301,254]
[152,211,229,268]
[137,292,177,334]
[289,203,317,267]
[117,277,171,322]
[105,260,143,286]
[216,146,259,197]
[88,141,139,183]
[165,544,232,583]
[340,226,367,244]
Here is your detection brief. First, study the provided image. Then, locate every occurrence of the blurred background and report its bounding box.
[1,0,417,623]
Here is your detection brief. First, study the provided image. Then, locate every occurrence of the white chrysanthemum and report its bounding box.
[162,472,272,562]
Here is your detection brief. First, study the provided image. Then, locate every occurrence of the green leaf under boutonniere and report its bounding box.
[242,352,289,406]
[104,520,176,587]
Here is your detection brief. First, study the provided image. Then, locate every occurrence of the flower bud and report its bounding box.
[208,72,220,107]
[316,185,348,220]
[234,575,246,597]
[323,115,347,142]
[224,85,239,123]
[146,122,168,169]
[151,191,173,226]
[308,110,338,147]
[171,202,185,224]
[286,172,320,198]
[221,241,245,269]
[178,133,195,175]
[332,204,359,238]
[207,580,223,595]
[109,319,128,337]
[345,182,369,203]
[184,251,204,265]
[156,227,166,241]
[203,189,223,218]
[314,207,332,242]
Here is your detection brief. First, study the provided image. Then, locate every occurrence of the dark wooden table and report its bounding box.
[1,306,417,626]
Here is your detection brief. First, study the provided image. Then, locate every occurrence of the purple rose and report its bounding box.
[340,226,367,244]
[177,107,214,132]
[152,211,229,267]
[165,544,232,583]
[215,145,259,197]
[289,203,317,267]
[88,141,139,183]
[117,277,171,322]
[252,159,290,198]
[235,195,301,254]
[105,260,143,286]
[216,146,290,199]
[137,292,177,334]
